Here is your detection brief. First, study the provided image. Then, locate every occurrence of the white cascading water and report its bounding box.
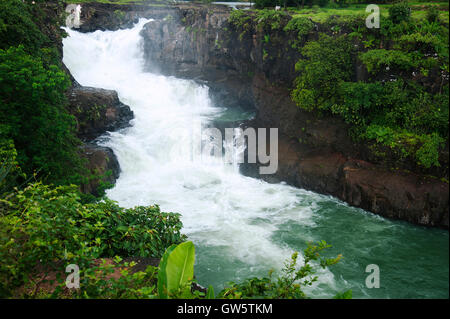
[62,19,340,295]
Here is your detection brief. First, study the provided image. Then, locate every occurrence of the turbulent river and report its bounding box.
[62,19,449,298]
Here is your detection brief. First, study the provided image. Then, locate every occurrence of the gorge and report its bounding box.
[61,2,449,298]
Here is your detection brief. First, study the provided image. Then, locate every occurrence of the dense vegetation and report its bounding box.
[253,0,447,10]
[292,2,448,170]
[229,2,449,172]
[1,0,446,300]
[0,0,348,299]
[0,0,84,188]
[0,182,186,297]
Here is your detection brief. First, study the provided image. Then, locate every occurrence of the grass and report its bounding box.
[65,0,169,5]
[288,2,449,23]
[65,1,449,23]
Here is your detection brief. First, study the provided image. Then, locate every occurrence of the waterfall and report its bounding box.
[62,19,449,298]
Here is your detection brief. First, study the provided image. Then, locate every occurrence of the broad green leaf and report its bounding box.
[157,242,195,298]
[157,244,177,299]
[164,241,195,298]
[333,289,352,299]
[206,285,215,299]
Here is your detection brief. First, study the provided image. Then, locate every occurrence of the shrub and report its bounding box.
[0,182,186,297]
[388,1,411,24]
[317,0,329,7]
[292,28,448,169]
[254,0,280,9]
[364,125,444,168]
[0,0,85,186]
[0,139,23,194]
[0,46,84,185]
[0,0,47,52]
[228,10,253,40]
[292,34,354,111]
[359,49,417,73]
[217,241,348,299]
[256,9,289,31]
[284,17,314,36]
[426,5,440,23]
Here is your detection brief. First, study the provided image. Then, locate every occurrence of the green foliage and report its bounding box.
[0,139,23,194]
[217,241,344,299]
[359,49,417,73]
[0,182,186,297]
[333,289,352,299]
[365,126,445,168]
[254,0,329,8]
[0,0,47,53]
[229,10,252,30]
[254,0,280,9]
[284,17,314,37]
[0,45,83,184]
[206,285,215,299]
[389,1,411,24]
[426,5,440,23]
[336,79,448,168]
[0,0,85,186]
[255,9,289,31]
[292,34,354,111]
[51,259,159,299]
[284,17,314,49]
[114,10,126,21]
[157,241,195,299]
[292,11,449,170]
[228,10,253,40]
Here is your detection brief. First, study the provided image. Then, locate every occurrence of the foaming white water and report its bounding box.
[62,20,337,293]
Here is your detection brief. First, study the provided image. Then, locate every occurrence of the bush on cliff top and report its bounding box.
[292,29,448,169]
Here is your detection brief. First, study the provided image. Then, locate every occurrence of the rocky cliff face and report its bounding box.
[138,4,449,228]
[67,85,133,196]
[71,3,449,228]
[68,85,133,142]
[65,84,132,196]
[73,1,178,33]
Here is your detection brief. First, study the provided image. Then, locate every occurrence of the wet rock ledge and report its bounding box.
[66,83,134,196]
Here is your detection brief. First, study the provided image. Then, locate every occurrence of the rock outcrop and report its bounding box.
[80,143,120,197]
[68,85,134,142]
[73,1,178,33]
[241,132,449,228]
[67,85,131,196]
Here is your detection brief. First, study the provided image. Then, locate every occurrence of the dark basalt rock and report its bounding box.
[67,84,132,196]
[240,132,449,228]
[68,85,134,142]
[73,1,178,33]
[80,143,120,197]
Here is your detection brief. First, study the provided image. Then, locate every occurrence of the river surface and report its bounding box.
[62,19,449,299]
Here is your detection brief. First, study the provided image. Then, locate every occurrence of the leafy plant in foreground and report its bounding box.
[0,182,186,297]
[217,241,348,299]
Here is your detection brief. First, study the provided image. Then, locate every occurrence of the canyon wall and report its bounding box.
[71,2,449,228]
